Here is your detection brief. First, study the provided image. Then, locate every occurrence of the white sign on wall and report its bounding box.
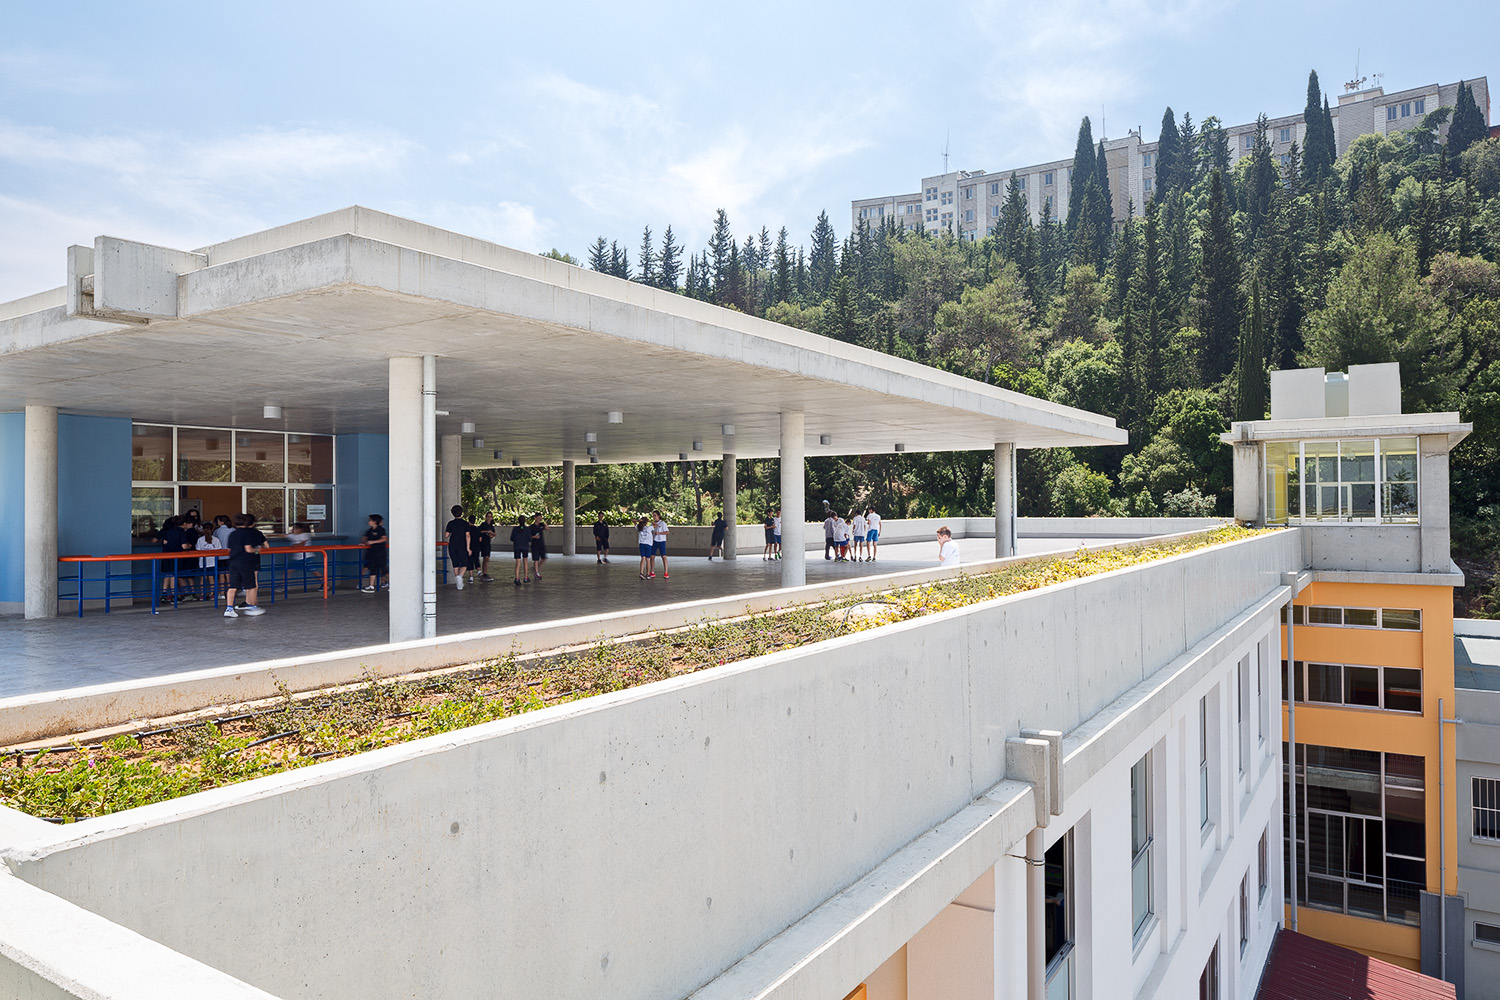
[306,504,327,521]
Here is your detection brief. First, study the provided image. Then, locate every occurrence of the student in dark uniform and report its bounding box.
[593,515,611,564]
[510,514,530,585]
[709,512,727,560]
[361,514,387,592]
[159,516,193,600]
[476,516,496,581]
[223,513,268,617]
[529,513,548,581]
[444,505,472,590]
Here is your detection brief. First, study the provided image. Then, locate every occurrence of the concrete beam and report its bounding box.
[562,461,576,557]
[24,405,57,620]
[388,358,423,643]
[779,413,804,588]
[722,454,737,560]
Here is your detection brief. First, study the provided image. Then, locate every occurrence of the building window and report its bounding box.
[1067,167,1073,182]
[1017,176,1027,191]
[1131,754,1153,938]
[1238,656,1248,776]
[1239,876,1250,955]
[1142,152,1154,168]
[940,190,953,205]
[940,212,953,225]
[1415,98,1426,115]
[964,186,974,200]
[990,205,1000,217]
[990,182,1000,195]
[1200,696,1212,830]
[1242,134,1254,150]
[1143,176,1154,194]
[1281,604,1422,631]
[1263,438,1419,525]
[1258,829,1270,901]
[1199,943,1219,1000]
[925,208,938,223]
[925,187,937,201]
[1285,743,1426,925]
[1045,831,1075,999]
[964,209,975,223]
[1387,106,1398,121]
[1283,660,1422,714]
[1279,153,1291,169]
[1401,102,1411,117]
[1475,777,1500,839]
[1044,171,1055,186]
[1478,922,1500,946]
[1279,127,1292,143]
[1258,640,1269,746]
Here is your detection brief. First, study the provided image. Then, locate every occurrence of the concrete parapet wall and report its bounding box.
[0,529,1301,1000]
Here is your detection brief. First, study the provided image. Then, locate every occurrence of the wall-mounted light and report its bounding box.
[679,452,687,460]
[894,443,906,452]
[692,440,703,451]
[492,450,503,461]
[262,405,282,420]
[473,437,484,448]
[460,421,476,434]
[590,456,599,464]
[721,424,735,436]
[585,431,598,443]
[819,434,832,446]
[587,446,598,457]
[435,409,450,417]
[607,411,624,424]
[512,459,520,467]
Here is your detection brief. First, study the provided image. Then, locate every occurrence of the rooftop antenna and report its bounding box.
[941,130,950,173]
[1344,48,1367,93]
[1101,105,1106,139]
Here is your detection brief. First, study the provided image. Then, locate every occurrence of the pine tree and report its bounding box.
[1035,198,1063,310]
[1301,70,1333,184]
[1246,114,1277,249]
[608,241,630,279]
[636,226,656,286]
[1156,108,1182,199]
[588,237,609,272]
[723,242,745,309]
[1199,170,1244,381]
[1177,112,1198,193]
[708,210,734,295]
[1092,140,1114,268]
[1137,198,1166,409]
[1001,172,1029,258]
[658,226,683,291]
[809,211,839,298]
[1066,118,1096,234]
[1236,281,1267,421]
[1110,203,1138,320]
[684,254,701,299]
[772,227,792,304]
[1450,80,1487,156]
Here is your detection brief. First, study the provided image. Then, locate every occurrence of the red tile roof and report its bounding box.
[1256,930,1454,1000]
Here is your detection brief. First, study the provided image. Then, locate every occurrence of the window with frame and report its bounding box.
[1143,177,1154,193]
[990,182,1000,195]
[1279,126,1292,143]
[991,205,1000,217]
[1284,743,1426,925]
[1282,604,1421,631]
[964,186,974,200]
[1237,656,1248,776]
[1242,134,1254,150]
[1131,754,1153,937]
[964,209,974,223]
[1478,922,1500,946]
[1017,176,1027,190]
[1387,106,1398,121]
[1044,171,1055,186]
[925,208,938,222]
[1200,696,1211,830]
[1263,437,1418,525]
[1282,659,1422,713]
[1199,943,1219,1000]
[1045,831,1075,999]
[1401,102,1411,117]
[1258,828,1269,900]
[1142,152,1153,168]
[1475,777,1500,839]
[1239,876,1250,955]
[1044,195,1053,212]
[940,190,953,205]
[1415,98,1426,115]
[940,212,953,225]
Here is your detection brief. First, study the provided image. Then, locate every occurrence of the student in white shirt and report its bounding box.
[851,511,867,561]
[936,526,961,568]
[636,517,655,580]
[651,510,671,579]
[772,511,782,559]
[866,507,882,560]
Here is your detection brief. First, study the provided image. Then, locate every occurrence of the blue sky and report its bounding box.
[1,0,1494,301]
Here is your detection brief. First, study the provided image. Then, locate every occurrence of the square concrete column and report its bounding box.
[994,442,1016,559]
[440,434,462,532]
[722,454,737,560]
[388,357,430,643]
[1232,442,1262,524]
[780,413,805,588]
[562,460,576,556]
[24,404,58,619]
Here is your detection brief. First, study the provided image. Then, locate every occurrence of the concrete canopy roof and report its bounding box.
[0,207,1126,466]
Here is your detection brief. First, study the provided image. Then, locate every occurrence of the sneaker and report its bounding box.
[514,579,522,587]
[224,606,238,618]
[639,573,647,580]
[362,585,376,593]
[242,606,266,617]
[603,557,610,563]
[455,575,464,590]
[480,574,494,582]
[663,573,669,579]
[649,572,656,578]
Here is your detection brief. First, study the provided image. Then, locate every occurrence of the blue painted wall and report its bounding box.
[335,434,388,541]
[58,414,132,599]
[0,412,23,607]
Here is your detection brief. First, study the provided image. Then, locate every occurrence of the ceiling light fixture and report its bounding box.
[819,434,832,446]
[492,450,503,461]
[692,441,703,451]
[894,443,906,452]
[473,437,484,448]
[585,431,598,443]
[262,405,282,420]
[721,424,735,436]
[460,421,476,434]
[587,446,598,457]
[607,411,624,425]
[512,459,520,467]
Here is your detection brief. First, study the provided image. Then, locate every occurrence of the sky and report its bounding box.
[1,0,1496,301]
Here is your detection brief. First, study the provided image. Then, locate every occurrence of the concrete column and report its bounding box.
[24,405,58,620]
[722,454,737,560]
[1026,827,1045,1000]
[562,460,576,556]
[421,357,437,638]
[994,442,1016,559]
[779,412,805,588]
[388,358,423,642]
[1232,442,1262,524]
[440,434,461,533]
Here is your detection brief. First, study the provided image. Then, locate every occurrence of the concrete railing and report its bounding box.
[0,529,1300,1000]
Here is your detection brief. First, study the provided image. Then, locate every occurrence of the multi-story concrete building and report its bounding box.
[853,77,1491,241]
[1225,364,1470,992]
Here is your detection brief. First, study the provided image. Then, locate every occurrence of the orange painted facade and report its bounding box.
[1281,579,1457,967]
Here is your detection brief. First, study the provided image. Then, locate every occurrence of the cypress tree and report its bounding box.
[1246,114,1277,249]
[1001,172,1028,258]
[1236,281,1266,421]
[1321,97,1336,165]
[1110,204,1138,320]
[1156,108,1182,199]
[1066,118,1096,233]
[1138,198,1166,405]
[658,226,683,291]
[1177,112,1198,193]
[1093,140,1115,268]
[1301,70,1332,184]
[1199,170,1244,381]
[684,254,701,299]
[771,227,792,304]
[1450,81,1487,156]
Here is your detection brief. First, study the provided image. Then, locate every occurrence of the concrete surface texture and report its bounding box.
[0,529,1300,1000]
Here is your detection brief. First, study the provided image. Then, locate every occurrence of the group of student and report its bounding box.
[443,507,553,588]
[823,506,882,562]
[154,508,275,617]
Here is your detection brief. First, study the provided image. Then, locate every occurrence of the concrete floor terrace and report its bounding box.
[0,536,1133,698]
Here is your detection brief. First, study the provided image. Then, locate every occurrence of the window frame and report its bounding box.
[1263,438,1420,526]
[1474,776,1500,840]
[1283,658,1423,714]
[1130,753,1154,940]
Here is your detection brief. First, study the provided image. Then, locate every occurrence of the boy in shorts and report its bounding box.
[361,514,387,592]
[224,513,268,617]
[594,515,611,563]
[444,505,472,589]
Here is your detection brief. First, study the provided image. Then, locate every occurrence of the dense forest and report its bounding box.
[463,72,1500,612]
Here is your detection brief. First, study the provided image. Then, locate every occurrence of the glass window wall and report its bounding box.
[1264,438,1421,525]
